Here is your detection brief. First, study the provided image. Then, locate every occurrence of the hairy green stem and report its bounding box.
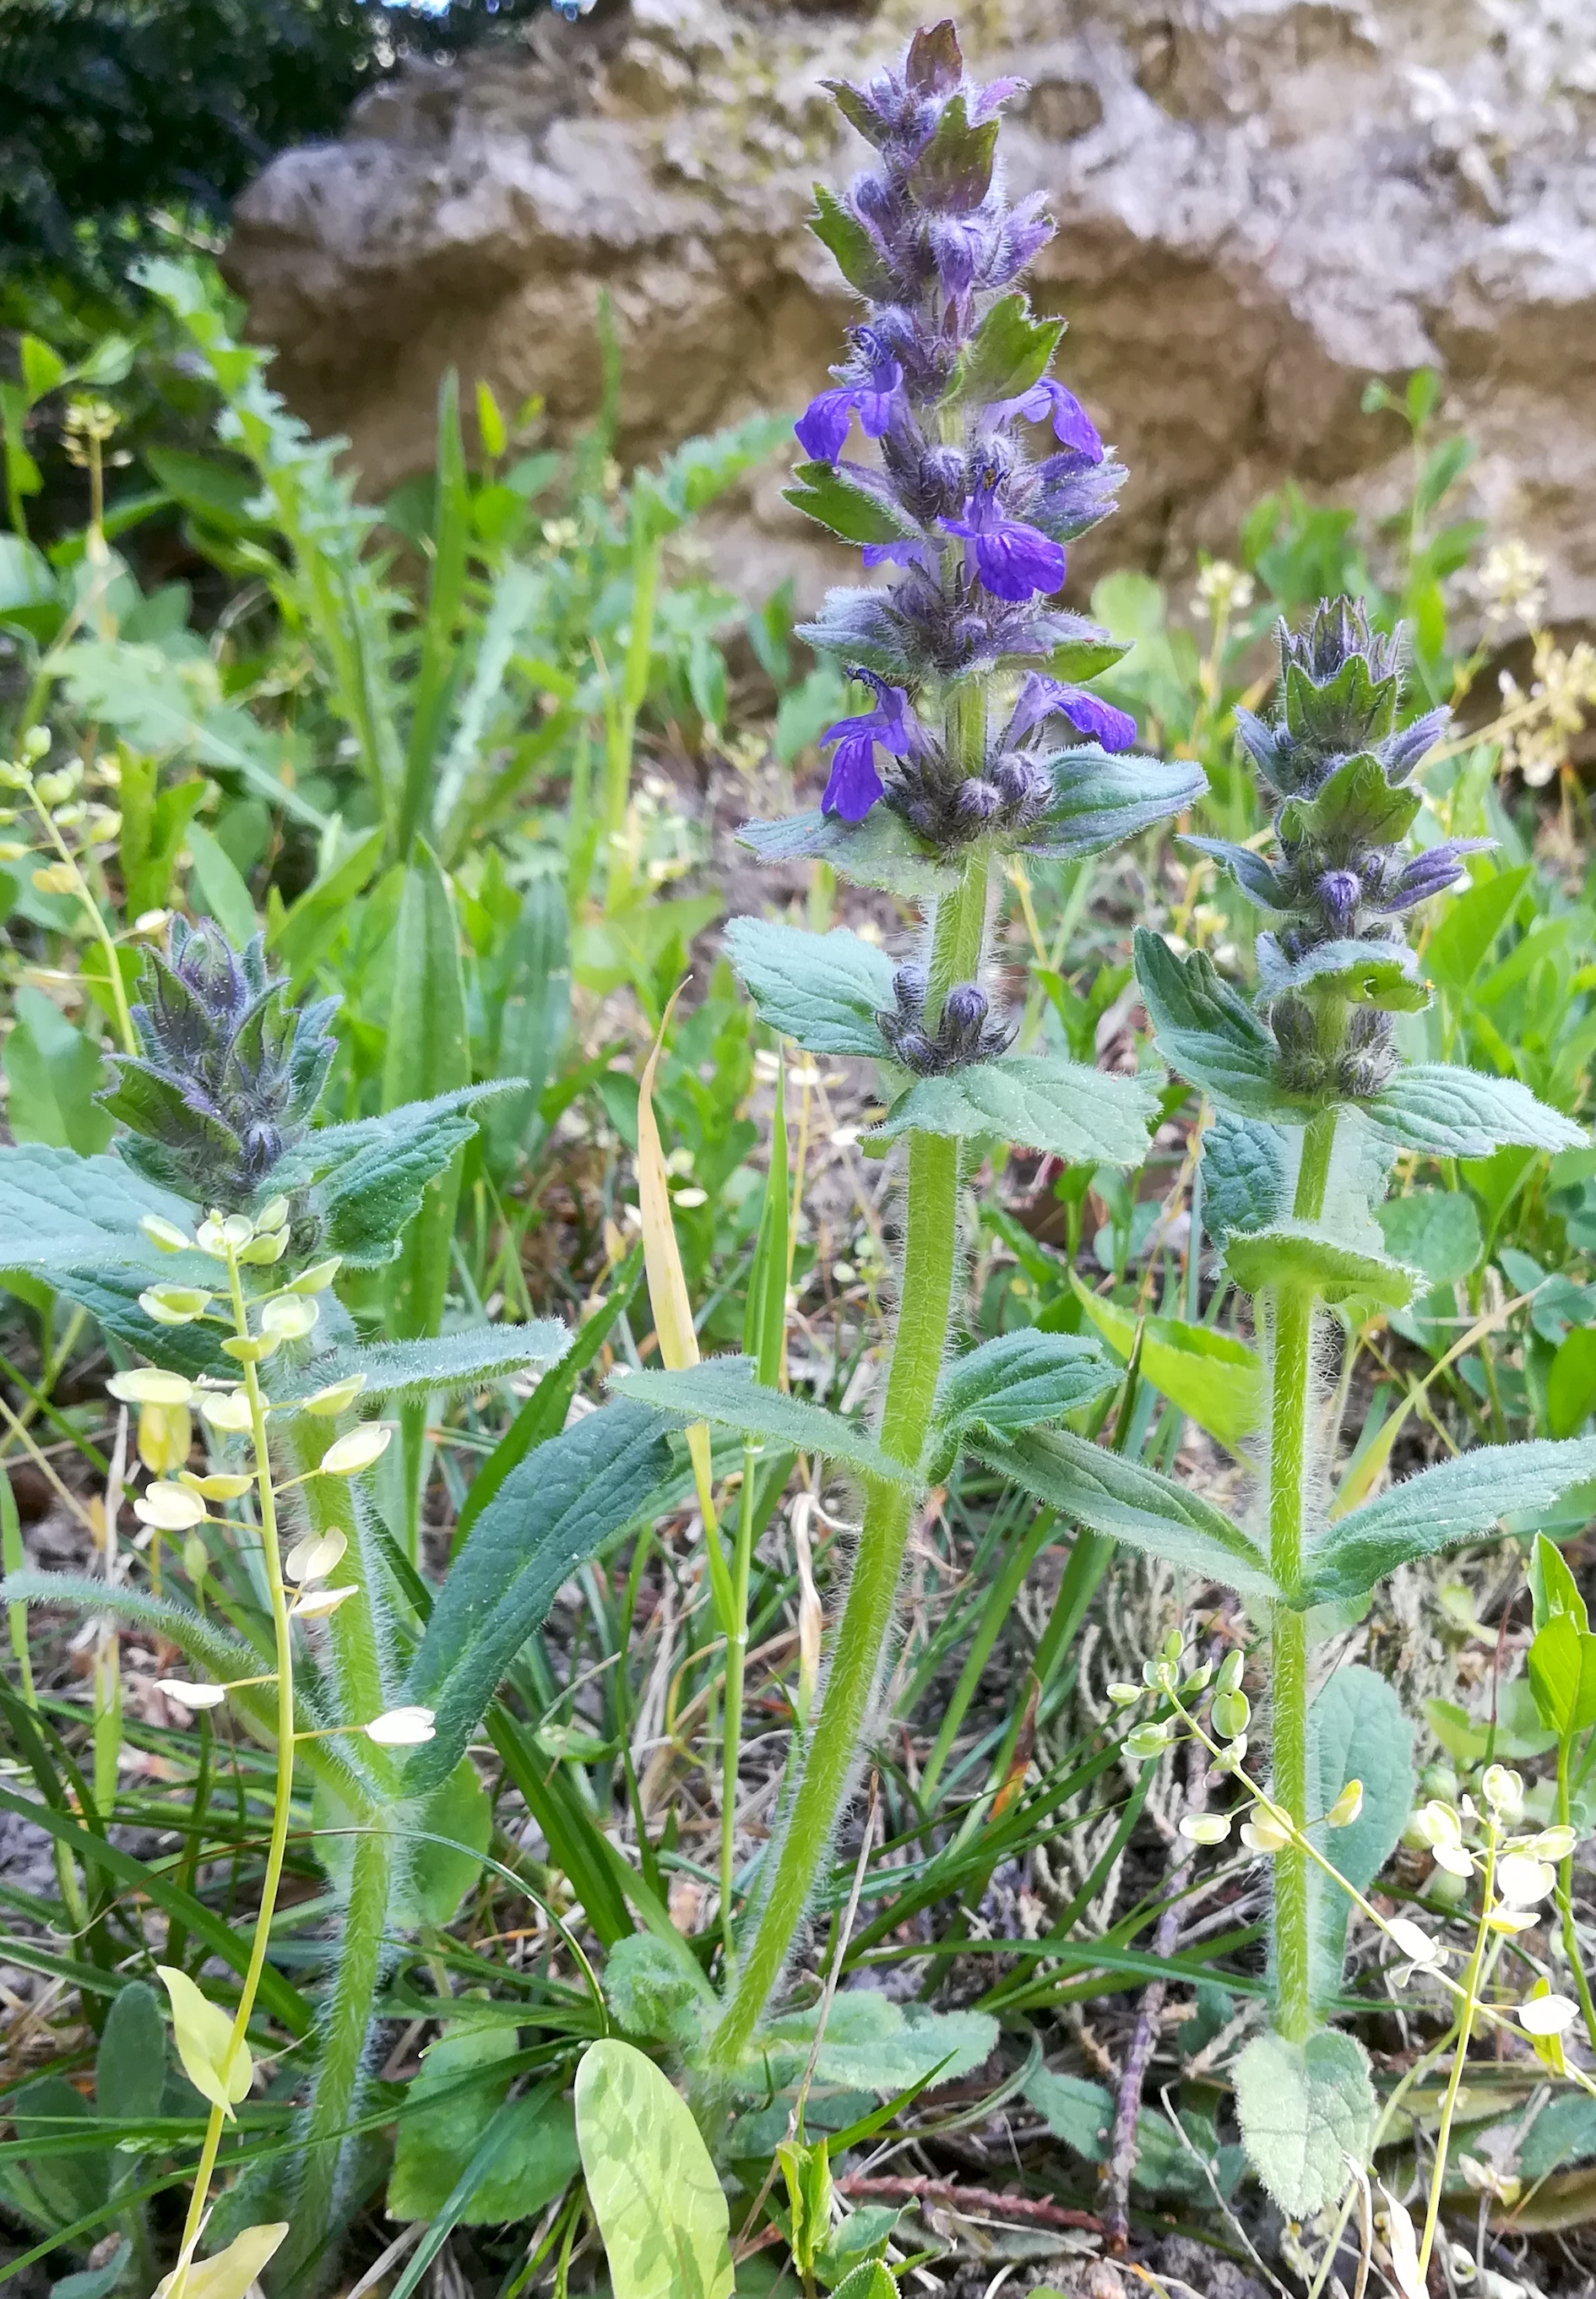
[1268,1107,1335,2042]
[708,836,988,2068]
[168,1250,299,2299]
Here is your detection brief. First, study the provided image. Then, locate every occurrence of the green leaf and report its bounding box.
[933,1330,1120,1439]
[1308,1667,1414,1999]
[574,2038,735,2299]
[185,820,258,949]
[1530,1530,1587,1632]
[9,2075,108,2226]
[1305,1438,1596,1607]
[277,1322,568,1407]
[478,875,570,1176]
[1133,930,1301,1122]
[757,1997,998,2095]
[51,2242,133,2299]
[305,1088,513,1268]
[616,1357,914,1487]
[784,462,925,547]
[0,532,61,637]
[1025,2069,1115,2160]
[866,1055,1160,1166]
[907,91,999,213]
[390,2035,578,2226]
[1520,2093,1596,2180]
[1257,934,1430,1014]
[95,1978,167,2126]
[19,334,67,400]
[1233,2030,1374,2216]
[1363,1065,1583,1159]
[153,2224,290,2299]
[159,1963,252,2117]
[1224,1223,1413,1308]
[737,807,958,900]
[1182,834,1286,910]
[1073,1284,1262,1451]
[636,412,791,541]
[1200,1111,1289,1243]
[971,1427,1277,1601]
[605,1933,714,2048]
[1528,1613,1596,1744]
[1375,1189,1482,1285]
[828,2263,896,2299]
[404,1402,672,1791]
[1278,753,1419,850]
[3,986,112,1157]
[723,918,896,1057]
[1426,865,1531,993]
[807,185,890,295]
[1026,753,1207,863]
[1548,1327,1596,1438]
[1425,1682,1555,1765]
[0,1143,189,1277]
[953,291,1062,404]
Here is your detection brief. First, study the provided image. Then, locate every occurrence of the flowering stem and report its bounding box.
[708,847,987,2068]
[167,1247,297,2299]
[1268,1111,1334,2043]
[1417,1830,1499,2280]
[24,774,137,1057]
[1555,1744,1596,2055]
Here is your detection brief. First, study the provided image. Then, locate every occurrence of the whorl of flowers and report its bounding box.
[789,19,1135,845]
[1190,601,1485,1102]
[100,920,339,1207]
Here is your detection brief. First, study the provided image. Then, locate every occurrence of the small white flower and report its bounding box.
[1530,1825,1578,1863]
[1387,1918,1442,1965]
[292,1584,359,1620]
[107,1369,194,1407]
[1519,1993,1579,2038]
[319,1423,392,1477]
[299,1375,366,1417]
[260,1295,318,1343]
[198,1389,253,1432]
[133,1483,208,1532]
[1241,1813,1290,1854]
[1432,1841,1474,1879]
[139,1215,193,1254]
[284,1530,348,1586]
[365,1705,437,1747]
[156,1680,227,1709]
[1496,1852,1555,1908]
[1179,1813,1231,1845]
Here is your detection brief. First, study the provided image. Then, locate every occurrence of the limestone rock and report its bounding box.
[224,0,1596,626]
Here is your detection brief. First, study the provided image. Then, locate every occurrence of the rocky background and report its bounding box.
[223,0,1596,626]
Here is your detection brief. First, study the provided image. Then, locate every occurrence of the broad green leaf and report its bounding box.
[723,917,896,1058]
[404,1401,672,1790]
[1278,753,1419,849]
[1376,1189,1482,1285]
[185,820,258,950]
[9,2075,107,2226]
[755,1997,998,2095]
[0,532,62,638]
[388,2028,578,2224]
[1025,2069,1115,2160]
[785,461,926,547]
[828,2255,896,2299]
[738,806,958,900]
[152,2223,289,2299]
[1305,1438,1596,1607]
[50,2241,133,2299]
[1026,752,1207,862]
[866,1055,1159,1166]
[1426,864,1531,993]
[383,843,471,1546]
[972,1427,1278,1601]
[1521,2093,1596,2180]
[1528,1613,1596,1744]
[276,1322,568,1407]
[1363,1065,1583,1159]
[0,1143,188,1278]
[1073,1283,1262,1451]
[953,291,1061,404]
[1233,2030,1374,2215]
[478,873,570,1175]
[1199,1111,1289,1244]
[1425,1681,1555,1765]
[617,1357,913,1486]
[637,412,791,539]
[1257,933,1429,1014]
[574,2038,735,2299]
[933,1329,1120,1438]
[158,1965,252,2117]
[95,1978,167,2125]
[605,1933,715,2048]
[1308,1667,1414,1999]
[1548,1326,1596,1438]
[1182,834,1286,910]
[1224,1223,1412,1309]
[3,986,112,1157]
[303,1088,514,1267]
[1133,930,1303,1122]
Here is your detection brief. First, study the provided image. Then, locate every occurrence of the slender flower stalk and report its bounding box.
[706,18,1202,2068]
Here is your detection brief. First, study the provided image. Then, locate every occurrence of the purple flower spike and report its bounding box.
[795,354,904,465]
[940,481,1067,602]
[1316,869,1363,935]
[861,539,936,572]
[989,378,1104,462]
[819,671,915,823]
[1002,671,1136,752]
